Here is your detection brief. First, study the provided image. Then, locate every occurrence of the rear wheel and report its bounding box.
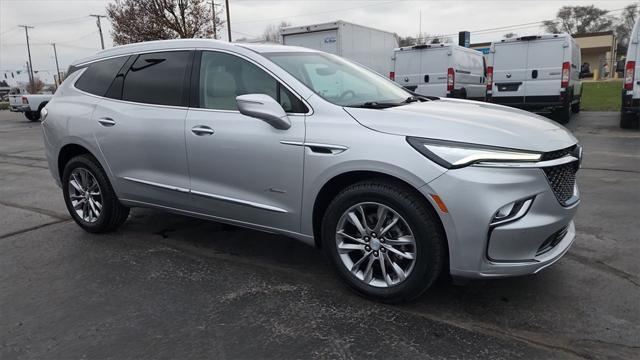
[553,103,571,124]
[322,180,446,303]
[571,101,580,114]
[620,111,639,129]
[24,111,40,122]
[62,154,129,233]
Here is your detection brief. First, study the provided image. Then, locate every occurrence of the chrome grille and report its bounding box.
[543,161,578,205]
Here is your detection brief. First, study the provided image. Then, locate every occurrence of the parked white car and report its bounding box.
[621,18,640,129]
[8,87,53,121]
[392,43,487,100]
[487,34,582,124]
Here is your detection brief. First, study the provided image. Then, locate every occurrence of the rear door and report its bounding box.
[283,30,339,55]
[525,38,564,100]
[394,49,421,91]
[91,50,193,209]
[492,42,528,101]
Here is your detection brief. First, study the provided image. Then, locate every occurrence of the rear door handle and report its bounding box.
[191,125,215,136]
[98,117,116,127]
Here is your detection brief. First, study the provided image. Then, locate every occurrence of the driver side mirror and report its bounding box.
[236,94,291,130]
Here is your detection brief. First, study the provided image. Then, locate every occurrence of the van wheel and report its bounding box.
[620,111,639,129]
[553,104,571,124]
[62,154,130,233]
[571,101,580,114]
[24,111,40,122]
[321,180,446,303]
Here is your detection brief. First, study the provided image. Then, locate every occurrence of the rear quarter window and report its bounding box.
[74,56,129,96]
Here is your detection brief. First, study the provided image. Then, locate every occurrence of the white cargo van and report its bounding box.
[281,21,398,76]
[392,44,486,100]
[487,34,582,123]
[621,18,640,129]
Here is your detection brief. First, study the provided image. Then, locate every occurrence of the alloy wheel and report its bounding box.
[335,202,417,287]
[68,168,103,223]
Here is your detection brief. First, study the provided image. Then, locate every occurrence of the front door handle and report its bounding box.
[98,117,116,127]
[191,125,215,136]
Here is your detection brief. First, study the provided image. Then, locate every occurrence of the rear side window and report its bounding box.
[122,51,191,107]
[75,56,128,96]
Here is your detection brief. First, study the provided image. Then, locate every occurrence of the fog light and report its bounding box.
[490,197,534,226]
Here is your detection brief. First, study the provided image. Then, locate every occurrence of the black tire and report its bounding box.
[24,111,40,122]
[620,111,639,129]
[62,154,129,233]
[553,104,571,124]
[321,179,447,303]
[571,101,580,114]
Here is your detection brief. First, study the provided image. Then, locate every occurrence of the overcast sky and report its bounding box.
[0,0,634,84]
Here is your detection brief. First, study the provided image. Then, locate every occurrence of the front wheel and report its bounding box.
[322,180,447,303]
[571,101,581,114]
[62,154,130,233]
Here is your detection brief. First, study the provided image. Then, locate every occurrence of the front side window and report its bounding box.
[75,56,128,96]
[122,51,191,107]
[199,51,307,113]
[264,52,411,107]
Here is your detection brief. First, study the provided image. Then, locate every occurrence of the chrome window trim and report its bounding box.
[473,155,579,168]
[280,140,348,154]
[73,47,195,67]
[195,48,314,116]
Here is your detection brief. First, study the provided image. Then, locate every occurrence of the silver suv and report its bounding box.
[42,39,581,302]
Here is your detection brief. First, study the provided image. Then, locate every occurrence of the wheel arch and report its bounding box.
[311,170,448,254]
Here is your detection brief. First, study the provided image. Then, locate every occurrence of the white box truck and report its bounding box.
[281,20,398,76]
[392,43,487,100]
[487,34,582,124]
[621,18,640,129]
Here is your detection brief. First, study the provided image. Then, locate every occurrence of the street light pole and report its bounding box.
[89,14,106,49]
[18,25,35,87]
[225,0,231,42]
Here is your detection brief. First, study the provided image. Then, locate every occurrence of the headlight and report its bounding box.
[407,137,541,169]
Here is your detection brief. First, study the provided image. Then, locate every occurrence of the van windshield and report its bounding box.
[264,52,413,108]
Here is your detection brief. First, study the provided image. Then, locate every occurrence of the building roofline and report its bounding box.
[572,30,615,38]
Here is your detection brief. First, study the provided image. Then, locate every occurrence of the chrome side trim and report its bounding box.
[122,177,189,193]
[191,190,288,213]
[280,140,348,154]
[474,156,579,168]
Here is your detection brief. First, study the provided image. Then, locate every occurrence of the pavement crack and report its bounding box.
[580,166,640,174]
[566,253,640,287]
[0,159,49,170]
[0,219,70,240]
[0,200,69,220]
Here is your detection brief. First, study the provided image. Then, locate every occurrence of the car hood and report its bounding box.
[343,98,577,152]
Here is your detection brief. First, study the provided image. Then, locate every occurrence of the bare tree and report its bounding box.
[23,78,45,94]
[398,36,417,47]
[615,4,639,55]
[543,5,613,35]
[262,21,291,43]
[106,0,225,45]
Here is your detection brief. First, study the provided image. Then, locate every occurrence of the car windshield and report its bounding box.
[264,52,412,107]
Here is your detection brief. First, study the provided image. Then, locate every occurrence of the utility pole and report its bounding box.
[18,25,35,87]
[52,43,62,89]
[225,0,231,42]
[210,0,217,40]
[90,14,106,49]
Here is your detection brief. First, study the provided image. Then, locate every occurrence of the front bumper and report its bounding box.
[422,162,579,278]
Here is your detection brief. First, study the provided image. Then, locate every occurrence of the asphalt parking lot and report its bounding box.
[0,110,638,359]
